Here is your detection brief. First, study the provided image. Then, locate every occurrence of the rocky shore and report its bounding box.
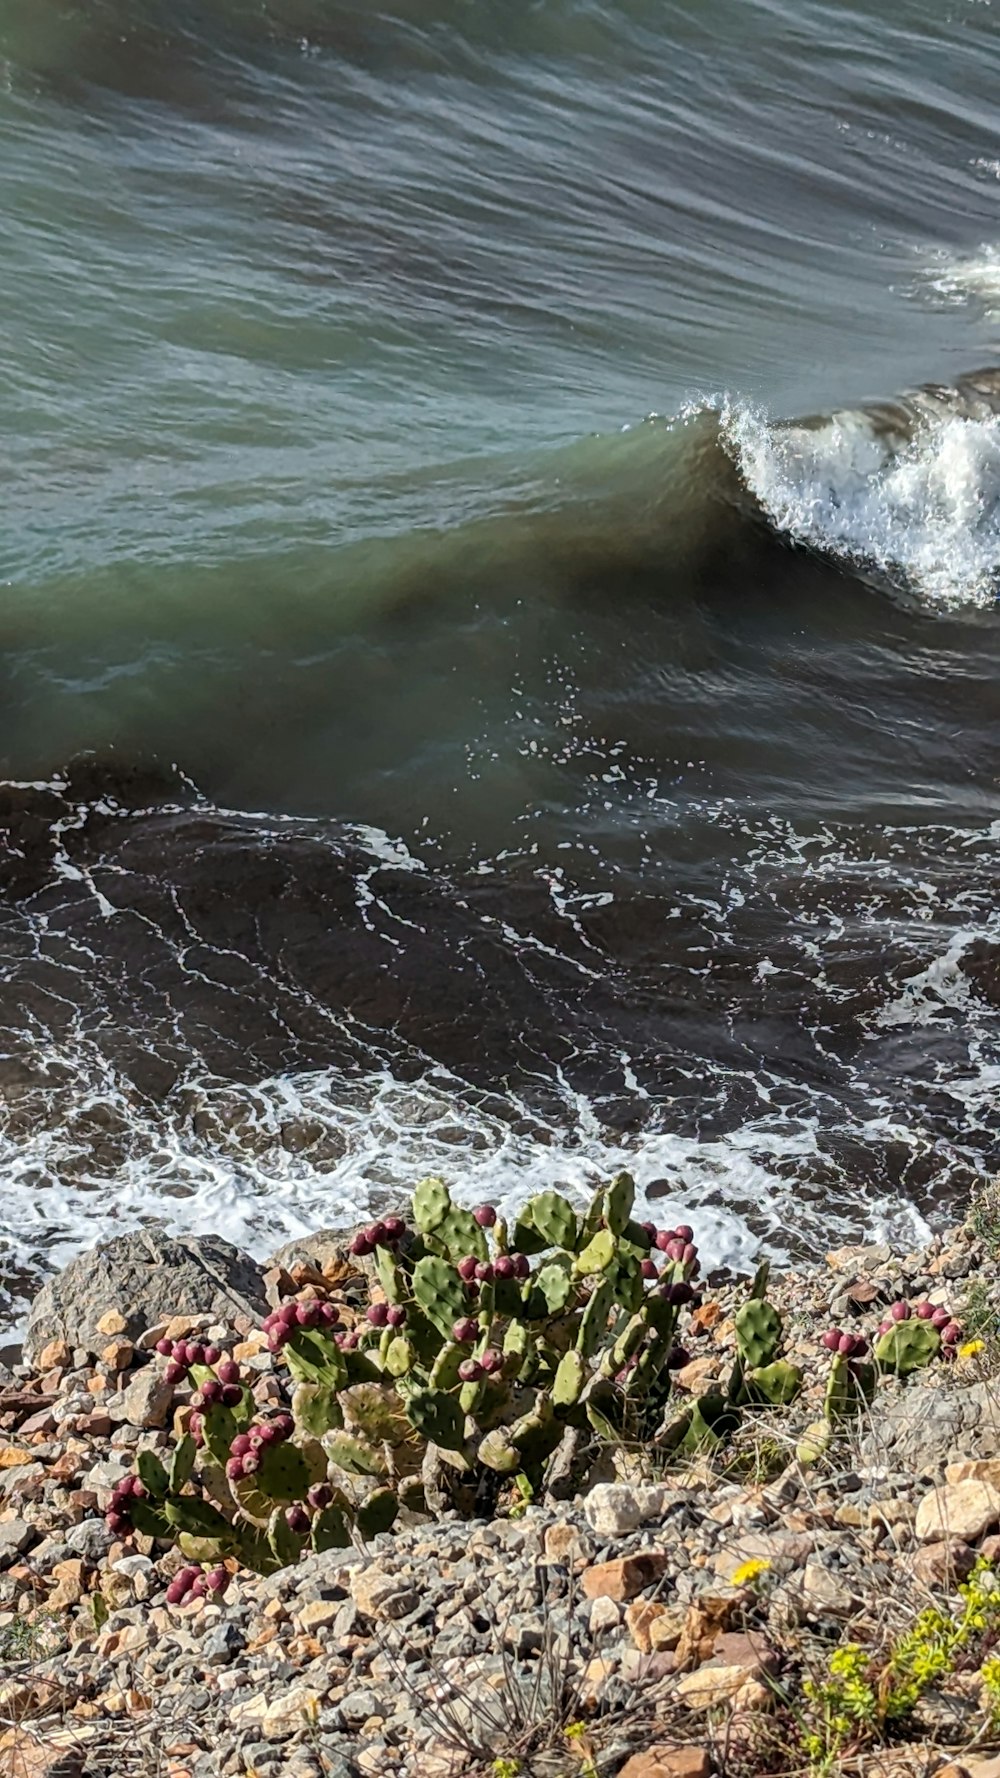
[3,1206,1000,1778]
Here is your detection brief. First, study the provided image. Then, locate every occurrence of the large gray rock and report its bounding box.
[24,1230,268,1368]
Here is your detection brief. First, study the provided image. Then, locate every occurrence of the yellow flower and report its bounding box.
[730,1557,772,1588]
[958,1339,985,1360]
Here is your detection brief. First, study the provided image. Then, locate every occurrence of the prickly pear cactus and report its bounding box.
[734,1299,782,1369]
[527,1190,578,1251]
[874,1319,940,1375]
[745,1359,803,1407]
[412,1255,467,1340]
[604,1171,635,1237]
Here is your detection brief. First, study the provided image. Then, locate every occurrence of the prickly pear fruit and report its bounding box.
[874,1318,940,1374]
[734,1298,782,1369]
[412,1255,468,1341]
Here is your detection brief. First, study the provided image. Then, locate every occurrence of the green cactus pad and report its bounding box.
[268,1507,308,1567]
[574,1229,616,1275]
[136,1449,169,1499]
[429,1341,467,1392]
[168,1435,197,1495]
[527,1258,575,1318]
[323,1432,388,1477]
[608,1251,643,1313]
[796,1418,832,1466]
[404,1386,465,1452]
[340,1383,417,1452]
[478,1427,519,1474]
[823,1352,860,1425]
[164,1496,232,1539]
[384,1336,414,1379]
[552,1348,585,1409]
[200,1400,240,1467]
[745,1359,803,1406]
[375,1245,407,1305]
[356,1486,399,1539]
[283,1328,348,1390]
[127,1498,173,1541]
[312,1503,351,1552]
[412,1176,451,1234]
[252,1440,309,1503]
[459,1379,486,1415]
[292,1382,343,1440]
[604,1172,635,1237]
[874,1319,940,1375]
[679,1391,741,1454]
[734,1298,782,1369]
[412,1255,467,1341]
[177,1532,228,1564]
[509,1215,550,1257]
[432,1205,489,1265]
[526,1190,578,1251]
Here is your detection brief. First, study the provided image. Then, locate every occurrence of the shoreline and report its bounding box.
[1,1195,999,1777]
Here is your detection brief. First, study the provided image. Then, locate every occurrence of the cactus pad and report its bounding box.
[528,1259,576,1318]
[283,1329,348,1390]
[745,1359,803,1406]
[553,1348,585,1409]
[604,1171,635,1237]
[356,1486,399,1539]
[874,1320,940,1375]
[323,1431,387,1477]
[127,1498,173,1541]
[136,1449,169,1498]
[312,1503,350,1551]
[292,1382,343,1440]
[412,1255,467,1340]
[168,1435,197,1495]
[404,1386,465,1452]
[200,1400,240,1466]
[577,1276,615,1359]
[574,1229,616,1275]
[412,1176,451,1234]
[164,1496,232,1540]
[527,1190,578,1250]
[734,1299,782,1369]
[268,1508,307,1567]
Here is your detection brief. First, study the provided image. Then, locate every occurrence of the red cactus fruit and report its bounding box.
[367,1302,390,1328]
[457,1256,478,1282]
[666,1346,690,1370]
[217,1360,241,1385]
[105,1510,128,1534]
[186,1343,207,1366]
[205,1566,229,1594]
[203,1345,221,1366]
[512,1253,530,1279]
[931,1307,950,1329]
[382,1216,406,1242]
[941,1320,962,1344]
[474,1261,494,1283]
[164,1362,186,1386]
[200,1379,223,1405]
[914,1301,935,1320]
[241,1453,260,1476]
[350,1232,375,1257]
[452,1317,479,1344]
[221,1384,243,1408]
[640,1258,658,1280]
[474,1205,498,1228]
[225,1457,243,1481]
[890,1301,910,1323]
[386,1305,406,1327]
[654,1230,673,1252]
[458,1358,483,1383]
[821,1328,843,1352]
[369,1221,387,1246]
[285,1504,311,1534]
[480,1349,504,1374]
[640,1221,657,1240]
[493,1255,515,1280]
[674,1224,694,1242]
[155,1337,173,1357]
[307,1483,334,1510]
[272,1413,295,1441]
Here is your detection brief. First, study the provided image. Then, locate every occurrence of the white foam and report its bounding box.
[724,401,1000,609]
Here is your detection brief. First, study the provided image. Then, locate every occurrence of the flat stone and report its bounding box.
[910,1541,977,1587]
[261,1687,323,1739]
[915,1480,1000,1544]
[797,1562,855,1616]
[713,1531,812,1582]
[350,1565,419,1621]
[96,1310,130,1337]
[675,1632,775,1712]
[296,1599,341,1632]
[0,1519,34,1566]
[582,1483,670,1538]
[618,1750,713,1778]
[116,1370,175,1431]
[582,1552,670,1603]
[64,1519,114,1560]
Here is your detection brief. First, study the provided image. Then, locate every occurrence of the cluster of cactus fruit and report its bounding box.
[107,1176,963,1589]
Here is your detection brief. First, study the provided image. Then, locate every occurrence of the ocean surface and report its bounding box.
[2,0,1000,1330]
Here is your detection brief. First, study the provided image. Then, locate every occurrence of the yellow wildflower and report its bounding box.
[730,1557,772,1588]
[958,1339,985,1360]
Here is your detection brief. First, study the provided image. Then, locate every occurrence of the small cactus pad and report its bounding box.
[268,1507,307,1566]
[164,1496,232,1540]
[127,1498,173,1541]
[745,1359,803,1406]
[577,1276,615,1359]
[312,1503,350,1551]
[168,1435,197,1495]
[574,1229,616,1275]
[323,1431,387,1478]
[526,1190,578,1251]
[528,1259,575,1317]
[136,1450,169,1498]
[412,1176,451,1234]
[604,1171,635,1237]
[200,1400,240,1466]
[356,1486,399,1539]
[553,1348,586,1409]
[292,1383,343,1440]
[734,1299,782,1369]
[404,1386,465,1452]
[256,1440,310,1503]
[283,1330,348,1391]
[874,1319,940,1375]
[412,1255,467,1340]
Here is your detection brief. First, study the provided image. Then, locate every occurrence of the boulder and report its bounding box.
[24,1232,268,1368]
[915,1479,1000,1544]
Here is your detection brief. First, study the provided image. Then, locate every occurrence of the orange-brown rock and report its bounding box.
[617,1747,712,1778]
[581,1552,671,1602]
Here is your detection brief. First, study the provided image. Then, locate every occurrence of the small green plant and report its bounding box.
[491,1762,522,1778]
[800,1560,1000,1775]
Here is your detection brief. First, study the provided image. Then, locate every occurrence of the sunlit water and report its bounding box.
[1,0,999,1327]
